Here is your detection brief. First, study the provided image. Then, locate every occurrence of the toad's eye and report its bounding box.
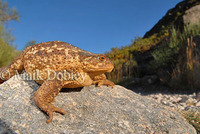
[98,55,106,61]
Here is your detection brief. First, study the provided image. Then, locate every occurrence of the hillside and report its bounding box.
[144,0,200,38]
[106,0,200,91]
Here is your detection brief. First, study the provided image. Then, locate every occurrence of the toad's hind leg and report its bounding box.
[0,54,24,84]
[33,76,67,123]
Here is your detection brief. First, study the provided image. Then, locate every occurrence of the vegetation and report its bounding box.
[0,35,20,67]
[0,0,19,23]
[105,45,137,83]
[106,22,200,90]
[150,25,200,68]
[24,40,37,49]
[130,29,169,52]
[150,24,200,90]
[106,27,169,83]
[0,0,20,67]
[170,36,200,90]
[181,110,200,133]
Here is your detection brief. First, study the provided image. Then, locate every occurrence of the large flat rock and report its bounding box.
[0,74,196,134]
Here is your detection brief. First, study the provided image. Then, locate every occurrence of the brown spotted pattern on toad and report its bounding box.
[0,41,114,123]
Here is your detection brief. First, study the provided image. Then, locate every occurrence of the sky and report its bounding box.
[6,0,183,54]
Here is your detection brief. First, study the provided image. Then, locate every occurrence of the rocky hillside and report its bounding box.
[106,0,200,90]
[144,0,200,38]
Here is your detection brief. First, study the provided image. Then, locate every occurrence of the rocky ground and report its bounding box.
[128,84,200,114]
[146,92,200,112]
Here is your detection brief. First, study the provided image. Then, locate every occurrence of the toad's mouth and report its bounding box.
[85,66,114,73]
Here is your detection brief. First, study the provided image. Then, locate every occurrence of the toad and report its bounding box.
[0,41,114,123]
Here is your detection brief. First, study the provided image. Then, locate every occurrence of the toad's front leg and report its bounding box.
[33,77,66,123]
[93,79,115,87]
[92,74,115,87]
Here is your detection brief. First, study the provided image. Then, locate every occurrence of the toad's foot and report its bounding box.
[44,104,66,123]
[93,79,115,88]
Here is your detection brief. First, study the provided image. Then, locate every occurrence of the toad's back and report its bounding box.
[23,41,93,72]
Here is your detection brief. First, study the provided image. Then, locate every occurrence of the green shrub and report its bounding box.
[0,25,20,67]
[0,38,20,67]
[149,27,179,70]
[0,0,20,67]
[150,24,200,69]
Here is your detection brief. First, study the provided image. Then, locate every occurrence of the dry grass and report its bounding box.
[170,36,200,90]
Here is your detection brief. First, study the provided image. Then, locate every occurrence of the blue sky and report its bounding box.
[7,0,182,54]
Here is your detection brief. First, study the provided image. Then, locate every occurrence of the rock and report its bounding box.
[186,98,197,104]
[184,106,200,115]
[185,106,198,112]
[180,96,189,103]
[0,74,197,134]
[150,93,163,103]
[196,101,200,107]
[183,5,200,26]
[173,97,182,103]
[161,100,170,106]
[141,75,158,85]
